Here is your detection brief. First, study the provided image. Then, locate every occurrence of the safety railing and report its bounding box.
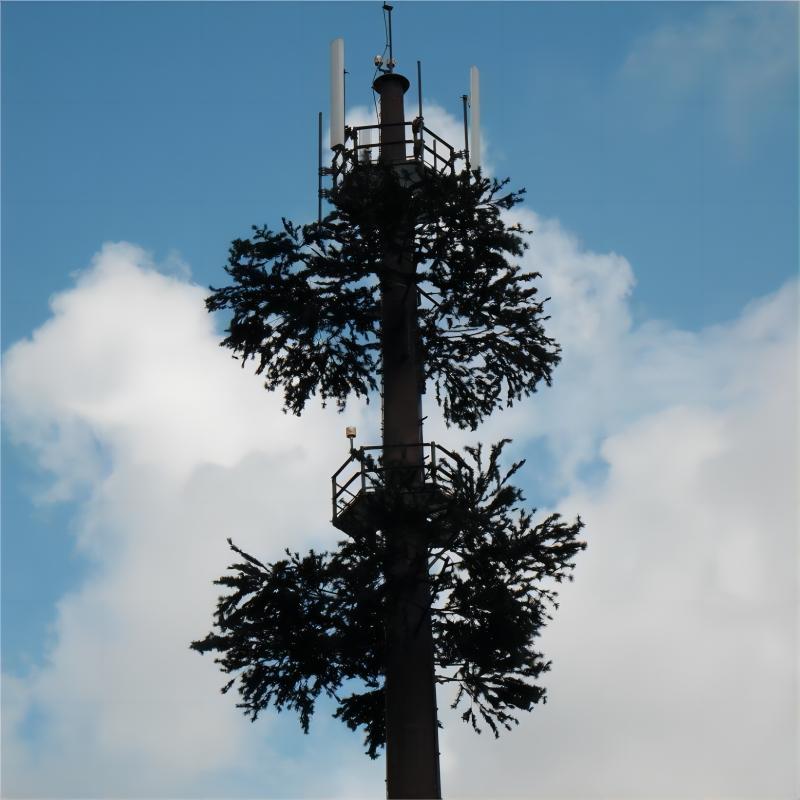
[327,119,462,188]
[331,441,469,525]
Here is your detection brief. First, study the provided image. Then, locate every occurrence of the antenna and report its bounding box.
[470,66,480,171]
[461,94,470,170]
[318,111,323,221]
[417,60,423,120]
[361,126,373,163]
[330,38,345,149]
[383,4,395,71]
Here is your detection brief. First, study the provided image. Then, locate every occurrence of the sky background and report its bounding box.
[1,2,797,798]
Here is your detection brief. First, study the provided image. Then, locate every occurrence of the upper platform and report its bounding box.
[327,118,462,188]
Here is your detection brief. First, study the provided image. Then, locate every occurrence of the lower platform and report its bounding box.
[331,442,469,544]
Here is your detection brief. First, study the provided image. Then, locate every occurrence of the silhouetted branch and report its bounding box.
[192,440,585,755]
[207,168,559,429]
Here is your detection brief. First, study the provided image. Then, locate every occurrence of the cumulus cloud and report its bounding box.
[438,282,797,797]
[2,189,796,795]
[416,205,796,797]
[2,243,381,797]
[456,210,796,796]
[621,3,797,152]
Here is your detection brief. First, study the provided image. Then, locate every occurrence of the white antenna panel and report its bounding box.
[470,66,481,170]
[330,38,345,149]
[360,126,372,163]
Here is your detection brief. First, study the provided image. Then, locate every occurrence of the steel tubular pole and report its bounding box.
[318,111,323,222]
[417,60,423,120]
[461,94,470,171]
[372,71,442,800]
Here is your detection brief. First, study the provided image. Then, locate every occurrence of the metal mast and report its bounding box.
[324,9,480,797]
[372,67,442,799]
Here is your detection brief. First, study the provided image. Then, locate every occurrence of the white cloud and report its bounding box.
[433,216,798,797]
[440,387,796,796]
[2,243,380,797]
[621,3,797,152]
[2,208,796,797]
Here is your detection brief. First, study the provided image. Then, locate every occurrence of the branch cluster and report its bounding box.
[191,536,386,756]
[191,441,585,757]
[207,167,560,429]
[195,164,586,762]
[430,441,585,736]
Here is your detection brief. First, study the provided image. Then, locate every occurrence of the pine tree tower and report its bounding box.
[327,16,472,794]
[192,8,586,799]
[369,63,441,799]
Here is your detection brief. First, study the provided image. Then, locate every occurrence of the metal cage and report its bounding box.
[328,120,461,185]
[331,441,470,537]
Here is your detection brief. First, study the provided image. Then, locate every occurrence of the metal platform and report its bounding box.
[328,119,462,185]
[331,442,471,542]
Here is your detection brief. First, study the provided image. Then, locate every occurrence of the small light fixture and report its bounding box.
[346,426,357,451]
[374,54,384,67]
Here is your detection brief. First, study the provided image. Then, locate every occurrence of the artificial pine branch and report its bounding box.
[207,167,559,430]
[196,162,585,761]
[191,441,585,756]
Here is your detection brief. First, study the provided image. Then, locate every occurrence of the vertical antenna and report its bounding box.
[461,95,470,171]
[383,4,394,71]
[361,126,373,163]
[469,66,481,171]
[417,60,423,119]
[317,111,323,222]
[330,38,345,149]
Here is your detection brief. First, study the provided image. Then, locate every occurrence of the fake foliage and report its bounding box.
[194,164,586,757]
[207,166,560,431]
[191,440,585,757]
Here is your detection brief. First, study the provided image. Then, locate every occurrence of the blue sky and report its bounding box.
[2,3,797,798]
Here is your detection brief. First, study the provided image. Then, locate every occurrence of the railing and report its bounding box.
[327,119,462,188]
[331,441,470,525]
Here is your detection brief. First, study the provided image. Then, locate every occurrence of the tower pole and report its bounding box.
[373,71,442,800]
